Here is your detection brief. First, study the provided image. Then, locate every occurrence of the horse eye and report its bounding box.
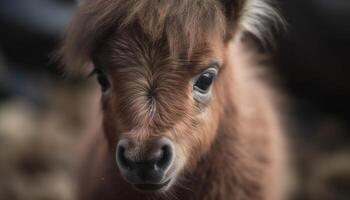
[92,69,110,92]
[194,69,217,93]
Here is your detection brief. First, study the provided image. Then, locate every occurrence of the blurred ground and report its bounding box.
[0,63,100,199]
[0,0,349,200]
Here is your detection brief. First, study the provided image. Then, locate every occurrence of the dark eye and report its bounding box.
[194,69,217,93]
[92,69,110,92]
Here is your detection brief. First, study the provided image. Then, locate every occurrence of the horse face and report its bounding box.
[93,27,225,192]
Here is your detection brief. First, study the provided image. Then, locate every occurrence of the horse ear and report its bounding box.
[220,0,242,28]
[221,0,284,48]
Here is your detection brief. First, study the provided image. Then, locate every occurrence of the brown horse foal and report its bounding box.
[60,0,287,199]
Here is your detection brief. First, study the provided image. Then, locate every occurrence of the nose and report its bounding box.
[116,138,174,185]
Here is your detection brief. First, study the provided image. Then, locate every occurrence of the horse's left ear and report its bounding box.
[221,0,284,47]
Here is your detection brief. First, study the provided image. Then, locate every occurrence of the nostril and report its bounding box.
[156,144,173,171]
[117,145,130,170]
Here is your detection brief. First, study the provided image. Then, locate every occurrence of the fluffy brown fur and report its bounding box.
[59,0,287,200]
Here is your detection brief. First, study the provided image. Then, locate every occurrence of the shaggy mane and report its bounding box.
[58,0,282,72]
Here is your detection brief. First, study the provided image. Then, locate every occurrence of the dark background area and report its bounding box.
[0,0,349,199]
[275,1,350,199]
[277,0,350,116]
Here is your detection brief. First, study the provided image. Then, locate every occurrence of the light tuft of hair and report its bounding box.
[237,0,285,48]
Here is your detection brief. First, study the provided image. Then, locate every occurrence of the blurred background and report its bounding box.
[0,0,349,199]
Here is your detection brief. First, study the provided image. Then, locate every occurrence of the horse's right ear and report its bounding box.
[220,0,243,29]
[220,0,284,47]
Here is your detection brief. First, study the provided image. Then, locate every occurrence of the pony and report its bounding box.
[59,0,288,199]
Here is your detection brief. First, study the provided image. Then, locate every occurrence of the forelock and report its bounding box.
[58,0,283,73]
[58,0,226,72]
